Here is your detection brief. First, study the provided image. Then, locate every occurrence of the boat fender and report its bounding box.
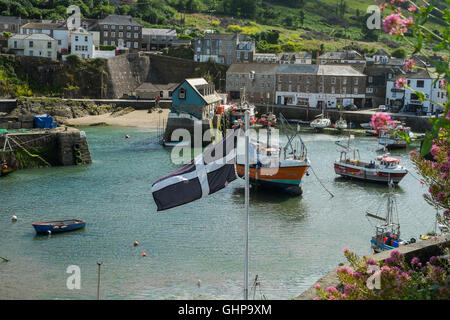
[134,241,139,246]
[142,252,146,257]
[73,144,81,151]
[75,157,83,165]
[125,135,130,139]
[75,151,82,158]
[2,164,7,169]
[11,215,17,222]
[410,238,416,244]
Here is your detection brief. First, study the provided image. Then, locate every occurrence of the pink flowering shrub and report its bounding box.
[370,112,394,131]
[315,249,450,300]
[410,130,450,228]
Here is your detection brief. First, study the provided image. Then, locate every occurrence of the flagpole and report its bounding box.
[244,110,250,300]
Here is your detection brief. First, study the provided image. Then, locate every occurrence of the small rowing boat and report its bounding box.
[32,219,86,234]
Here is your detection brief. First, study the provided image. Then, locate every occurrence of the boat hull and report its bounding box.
[236,163,309,195]
[334,162,407,184]
[32,220,86,234]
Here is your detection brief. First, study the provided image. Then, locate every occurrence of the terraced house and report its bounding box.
[98,15,142,51]
[20,22,69,53]
[275,64,367,108]
[194,33,255,65]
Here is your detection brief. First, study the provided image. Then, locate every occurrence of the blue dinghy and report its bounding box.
[32,219,86,234]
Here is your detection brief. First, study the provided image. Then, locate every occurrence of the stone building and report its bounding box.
[317,50,366,72]
[135,82,178,99]
[0,16,25,35]
[364,50,405,108]
[226,63,279,103]
[278,51,312,64]
[275,64,366,108]
[98,15,142,52]
[254,53,279,64]
[193,33,255,65]
[141,28,177,51]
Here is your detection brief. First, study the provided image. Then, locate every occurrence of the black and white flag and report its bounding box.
[152,129,240,211]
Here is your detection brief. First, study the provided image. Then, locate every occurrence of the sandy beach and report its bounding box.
[65,109,169,128]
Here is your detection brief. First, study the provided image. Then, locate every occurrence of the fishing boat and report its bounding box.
[32,219,86,234]
[334,137,408,184]
[310,114,331,130]
[377,122,412,150]
[366,182,408,253]
[236,114,310,195]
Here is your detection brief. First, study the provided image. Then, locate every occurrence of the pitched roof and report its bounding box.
[98,15,142,27]
[318,65,365,76]
[277,64,319,74]
[227,63,280,74]
[136,82,178,91]
[184,78,222,105]
[318,50,364,60]
[374,49,390,56]
[21,22,67,30]
[0,15,22,23]
[12,33,56,41]
[142,28,177,36]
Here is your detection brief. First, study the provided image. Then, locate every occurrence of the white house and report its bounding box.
[386,69,448,114]
[8,33,57,60]
[70,27,94,59]
[20,22,69,54]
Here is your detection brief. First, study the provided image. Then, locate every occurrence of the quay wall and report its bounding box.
[255,104,433,133]
[0,128,92,168]
[0,100,17,114]
[296,235,450,300]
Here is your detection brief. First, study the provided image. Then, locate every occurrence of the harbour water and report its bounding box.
[0,126,435,299]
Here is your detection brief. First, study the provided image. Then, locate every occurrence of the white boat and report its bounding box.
[310,114,331,129]
[360,122,372,129]
[335,118,347,130]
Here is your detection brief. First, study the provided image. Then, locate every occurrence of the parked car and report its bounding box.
[378,105,388,112]
[344,104,358,111]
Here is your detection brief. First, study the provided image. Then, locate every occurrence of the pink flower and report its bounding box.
[404,58,415,72]
[383,14,411,35]
[396,77,407,88]
[408,5,417,12]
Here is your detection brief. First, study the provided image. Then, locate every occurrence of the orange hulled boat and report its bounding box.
[236,114,310,195]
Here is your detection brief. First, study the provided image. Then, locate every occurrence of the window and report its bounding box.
[29,41,33,48]
[58,40,61,45]
[47,51,51,57]
[111,32,115,37]
[103,25,108,30]
[119,32,123,38]
[134,42,138,48]
[366,87,373,93]
[85,36,88,42]
[134,26,139,31]
[13,41,17,48]
[354,78,358,85]
[126,41,131,48]
[179,88,186,99]
[29,50,33,56]
[104,31,108,37]
[368,76,373,83]
[47,41,52,48]
[103,40,108,45]
[331,87,335,94]
[354,88,358,94]
[134,33,138,38]
[417,80,424,88]
[111,25,116,30]
[126,32,131,38]
[331,77,336,84]
[111,40,115,46]
[342,87,346,94]
[127,26,131,30]
[119,25,123,30]
[343,77,347,85]
[244,52,248,60]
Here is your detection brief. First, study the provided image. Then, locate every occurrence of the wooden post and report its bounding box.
[97,261,102,300]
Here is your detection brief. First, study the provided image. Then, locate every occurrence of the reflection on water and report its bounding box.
[0,126,435,300]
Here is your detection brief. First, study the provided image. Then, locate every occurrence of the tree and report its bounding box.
[391,47,406,58]
[299,9,305,27]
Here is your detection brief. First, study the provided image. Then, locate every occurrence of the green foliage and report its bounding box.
[391,47,407,58]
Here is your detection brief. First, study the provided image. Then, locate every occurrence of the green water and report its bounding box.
[0,126,435,299]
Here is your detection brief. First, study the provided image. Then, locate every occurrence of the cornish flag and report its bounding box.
[152,129,240,211]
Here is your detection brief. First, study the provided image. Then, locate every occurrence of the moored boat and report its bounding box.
[310,114,331,130]
[335,118,347,130]
[236,114,310,195]
[334,138,408,184]
[32,219,86,234]
[366,182,409,253]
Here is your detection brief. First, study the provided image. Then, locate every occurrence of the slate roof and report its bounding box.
[227,63,280,74]
[21,22,67,30]
[317,65,366,76]
[98,15,142,27]
[142,28,177,36]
